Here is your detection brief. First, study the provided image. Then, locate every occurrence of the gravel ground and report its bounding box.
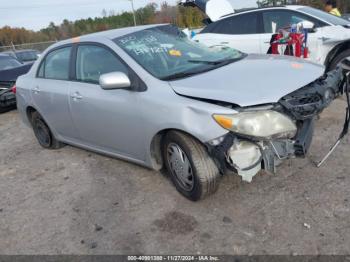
[0,98,349,255]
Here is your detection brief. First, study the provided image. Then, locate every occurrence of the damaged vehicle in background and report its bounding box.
[16,24,349,201]
[3,49,40,64]
[180,0,350,71]
[0,54,32,113]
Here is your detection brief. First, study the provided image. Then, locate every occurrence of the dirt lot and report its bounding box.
[0,99,349,255]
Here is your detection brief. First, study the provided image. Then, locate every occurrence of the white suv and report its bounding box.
[182,1,350,70]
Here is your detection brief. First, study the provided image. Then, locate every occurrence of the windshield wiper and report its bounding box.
[161,55,247,81]
[188,56,246,65]
[160,71,201,81]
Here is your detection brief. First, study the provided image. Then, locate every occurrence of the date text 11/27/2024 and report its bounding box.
[127,255,220,261]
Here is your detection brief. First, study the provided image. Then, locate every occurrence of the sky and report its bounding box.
[0,0,257,31]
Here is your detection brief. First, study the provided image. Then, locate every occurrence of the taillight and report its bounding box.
[11,85,16,94]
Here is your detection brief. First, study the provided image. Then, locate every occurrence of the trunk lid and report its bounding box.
[179,0,234,22]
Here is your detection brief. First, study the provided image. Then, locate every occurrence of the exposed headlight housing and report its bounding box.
[213,110,297,140]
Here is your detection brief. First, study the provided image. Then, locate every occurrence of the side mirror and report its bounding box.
[99,71,131,90]
[299,21,315,31]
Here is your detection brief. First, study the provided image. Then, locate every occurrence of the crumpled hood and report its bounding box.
[169,54,325,107]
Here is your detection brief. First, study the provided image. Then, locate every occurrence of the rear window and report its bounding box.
[16,51,38,62]
[0,56,22,70]
[37,47,71,80]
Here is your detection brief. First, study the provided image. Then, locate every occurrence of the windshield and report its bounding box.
[0,56,22,70]
[16,51,38,62]
[299,7,350,26]
[115,25,245,80]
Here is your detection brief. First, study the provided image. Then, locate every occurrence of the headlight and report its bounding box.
[213,110,297,139]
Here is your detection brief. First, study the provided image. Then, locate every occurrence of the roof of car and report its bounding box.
[86,24,164,39]
[285,5,306,10]
[55,24,165,47]
[221,5,305,20]
[234,5,304,12]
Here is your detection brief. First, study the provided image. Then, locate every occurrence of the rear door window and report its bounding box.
[209,13,259,35]
[38,47,71,80]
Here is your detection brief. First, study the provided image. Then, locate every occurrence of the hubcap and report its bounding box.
[167,143,194,191]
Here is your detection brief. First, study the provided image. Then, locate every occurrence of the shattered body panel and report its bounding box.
[207,67,345,180]
[279,67,343,120]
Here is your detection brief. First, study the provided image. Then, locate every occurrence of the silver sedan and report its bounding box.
[16,24,346,201]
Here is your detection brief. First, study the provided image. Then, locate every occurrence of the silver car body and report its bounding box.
[16,24,345,182]
[16,25,235,168]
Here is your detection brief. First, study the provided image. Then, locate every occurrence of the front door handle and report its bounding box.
[32,86,40,94]
[70,92,83,100]
[318,37,330,42]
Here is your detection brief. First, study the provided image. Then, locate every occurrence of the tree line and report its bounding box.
[1,0,349,47]
[0,2,204,47]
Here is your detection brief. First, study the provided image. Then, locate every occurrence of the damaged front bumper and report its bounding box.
[207,67,347,182]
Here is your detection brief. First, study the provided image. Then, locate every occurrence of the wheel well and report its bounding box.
[149,129,204,171]
[325,40,350,71]
[26,106,37,125]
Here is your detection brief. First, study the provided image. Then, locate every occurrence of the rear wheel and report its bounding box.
[329,49,350,71]
[162,131,220,201]
[31,111,64,149]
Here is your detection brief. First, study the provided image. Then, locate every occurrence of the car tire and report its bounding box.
[329,49,350,71]
[163,131,220,201]
[31,111,64,149]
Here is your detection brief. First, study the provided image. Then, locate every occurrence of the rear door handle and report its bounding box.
[32,86,40,94]
[70,92,83,100]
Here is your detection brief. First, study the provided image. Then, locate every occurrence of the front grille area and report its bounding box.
[279,68,344,120]
[280,92,323,120]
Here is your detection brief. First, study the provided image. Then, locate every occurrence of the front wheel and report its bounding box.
[162,131,220,201]
[329,49,350,71]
